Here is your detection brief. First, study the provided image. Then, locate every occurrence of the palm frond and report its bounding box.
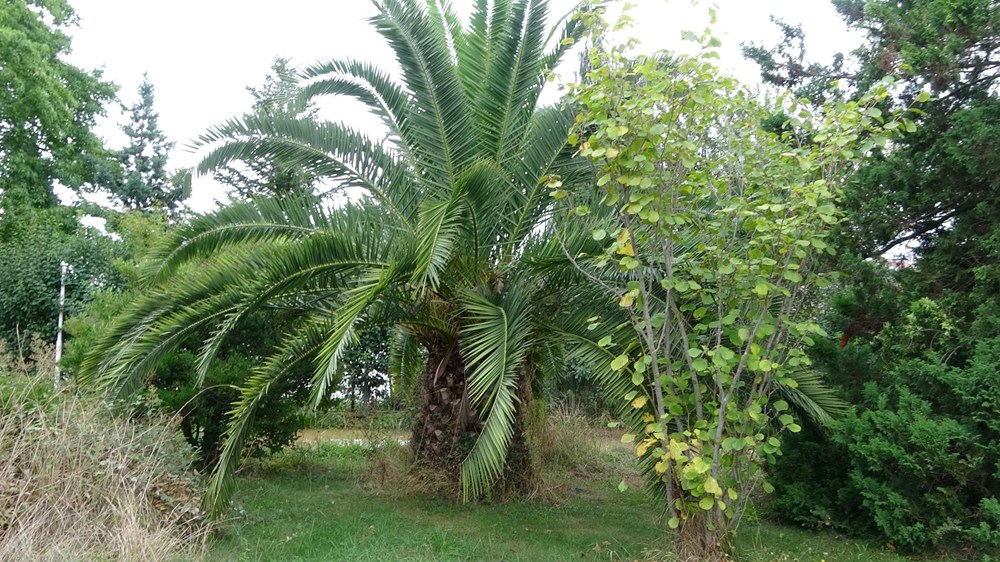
[412,187,466,290]
[492,0,550,161]
[387,325,425,400]
[94,296,239,400]
[777,368,848,426]
[455,0,510,114]
[544,288,637,420]
[193,116,419,231]
[426,0,464,63]
[310,266,403,407]
[458,0,525,154]
[534,338,567,383]
[537,1,590,76]
[191,229,396,386]
[373,0,476,191]
[203,317,335,516]
[504,106,581,254]
[458,286,534,500]
[82,245,272,393]
[140,197,334,283]
[456,159,517,264]
[299,59,411,147]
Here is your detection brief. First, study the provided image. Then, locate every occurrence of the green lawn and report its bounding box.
[203,442,938,562]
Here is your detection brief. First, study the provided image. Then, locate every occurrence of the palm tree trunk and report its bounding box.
[678,510,729,561]
[411,337,540,498]
[412,336,477,470]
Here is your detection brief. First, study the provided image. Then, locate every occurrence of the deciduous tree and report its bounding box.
[0,0,115,213]
[565,6,905,558]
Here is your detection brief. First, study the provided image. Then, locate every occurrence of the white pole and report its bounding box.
[55,261,67,383]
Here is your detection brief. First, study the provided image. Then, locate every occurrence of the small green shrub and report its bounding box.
[153,349,310,469]
[968,498,1000,553]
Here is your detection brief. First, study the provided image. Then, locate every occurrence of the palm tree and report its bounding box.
[82,0,597,513]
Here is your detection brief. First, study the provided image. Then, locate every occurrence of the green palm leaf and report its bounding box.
[203,317,336,515]
[373,0,476,191]
[458,285,534,500]
[778,368,848,426]
[194,117,419,230]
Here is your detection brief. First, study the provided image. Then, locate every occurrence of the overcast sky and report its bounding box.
[64,0,862,212]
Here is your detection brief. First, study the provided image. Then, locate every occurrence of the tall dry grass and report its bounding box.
[0,337,207,562]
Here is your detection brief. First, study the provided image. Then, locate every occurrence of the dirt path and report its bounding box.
[296,428,409,447]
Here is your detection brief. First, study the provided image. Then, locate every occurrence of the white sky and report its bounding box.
[64,0,861,213]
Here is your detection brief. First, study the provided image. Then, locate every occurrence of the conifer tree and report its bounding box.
[213,58,319,201]
[112,75,184,211]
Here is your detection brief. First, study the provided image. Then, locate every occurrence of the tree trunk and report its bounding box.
[411,336,540,498]
[412,336,477,472]
[677,509,729,562]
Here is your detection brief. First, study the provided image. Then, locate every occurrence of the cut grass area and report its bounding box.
[733,524,919,562]
[204,441,940,562]
[209,444,659,561]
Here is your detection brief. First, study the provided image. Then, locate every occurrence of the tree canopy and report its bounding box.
[745,0,1000,553]
[107,76,186,212]
[0,0,115,213]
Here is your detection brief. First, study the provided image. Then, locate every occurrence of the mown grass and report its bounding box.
[208,443,662,562]
[204,429,947,562]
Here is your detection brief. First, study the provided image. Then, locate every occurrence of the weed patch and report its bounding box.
[0,341,208,561]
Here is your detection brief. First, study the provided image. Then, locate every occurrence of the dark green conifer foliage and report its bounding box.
[111,76,184,211]
[746,1,1000,553]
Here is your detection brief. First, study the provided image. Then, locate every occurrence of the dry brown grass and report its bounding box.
[0,338,208,561]
[359,402,634,503]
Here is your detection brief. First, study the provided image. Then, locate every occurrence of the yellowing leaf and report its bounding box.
[615,229,634,256]
[610,354,629,371]
[632,395,648,409]
[636,438,655,457]
[654,461,668,475]
[619,292,634,307]
[668,439,689,461]
[704,476,722,496]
